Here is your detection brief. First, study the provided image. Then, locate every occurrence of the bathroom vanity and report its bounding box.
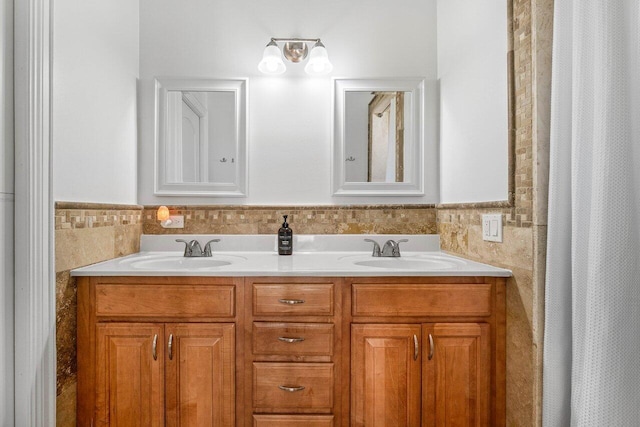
[73,235,509,427]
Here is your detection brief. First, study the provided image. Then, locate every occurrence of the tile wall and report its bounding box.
[142,205,437,235]
[55,203,144,426]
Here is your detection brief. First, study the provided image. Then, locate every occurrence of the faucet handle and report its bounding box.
[394,239,409,256]
[203,239,220,257]
[364,238,382,257]
[175,239,192,257]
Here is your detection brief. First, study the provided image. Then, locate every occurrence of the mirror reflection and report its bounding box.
[344,91,412,183]
[155,78,247,197]
[333,78,425,196]
[166,90,236,184]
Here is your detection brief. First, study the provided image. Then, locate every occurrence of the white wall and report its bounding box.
[0,0,14,423]
[139,0,439,205]
[53,0,139,204]
[438,0,508,203]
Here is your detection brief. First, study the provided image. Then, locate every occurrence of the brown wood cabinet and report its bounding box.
[78,277,242,427]
[77,275,505,427]
[244,277,343,426]
[347,277,505,427]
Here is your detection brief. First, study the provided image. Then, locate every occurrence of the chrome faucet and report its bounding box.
[364,238,408,257]
[364,239,382,257]
[176,239,220,257]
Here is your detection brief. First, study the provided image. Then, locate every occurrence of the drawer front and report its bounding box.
[253,323,334,357]
[253,363,333,412]
[95,284,235,317]
[253,414,334,426]
[352,284,492,317]
[253,284,334,316]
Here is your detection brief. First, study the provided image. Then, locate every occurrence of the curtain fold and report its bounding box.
[543,1,640,426]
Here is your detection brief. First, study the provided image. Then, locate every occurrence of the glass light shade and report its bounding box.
[258,44,286,75]
[157,205,170,221]
[304,44,333,76]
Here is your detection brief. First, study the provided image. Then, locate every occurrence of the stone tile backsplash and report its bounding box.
[142,205,437,235]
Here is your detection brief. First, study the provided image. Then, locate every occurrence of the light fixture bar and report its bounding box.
[270,37,321,44]
[259,37,333,76]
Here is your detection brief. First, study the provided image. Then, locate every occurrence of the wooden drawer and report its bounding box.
[253,414,334,426]
[253,362,333,413]
[253,284,334,316]
[253,323,334,357]
[95,284,235,318]
[352,284,492,317]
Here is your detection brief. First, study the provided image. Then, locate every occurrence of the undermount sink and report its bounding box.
[121,254,246,271]
[352,255,462,270]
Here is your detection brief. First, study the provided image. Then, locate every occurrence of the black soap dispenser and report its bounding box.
[278,215,293,255]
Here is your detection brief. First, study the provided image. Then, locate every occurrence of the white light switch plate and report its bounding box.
[482,214,503,242]
[161,215,185,229]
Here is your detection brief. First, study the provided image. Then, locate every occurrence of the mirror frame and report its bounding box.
[332,78,425,196]
[154,77,248,197]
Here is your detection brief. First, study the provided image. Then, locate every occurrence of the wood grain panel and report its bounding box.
[253,284,334,316]
[95,284,235,318]
[95,323,164,427]
[351,324,422,427]
[423,323,490,427]
[165,323,235,427]
[352,284,491,317]
[253,414,334,426]
[253,362,334,413]
[253,322,334,358]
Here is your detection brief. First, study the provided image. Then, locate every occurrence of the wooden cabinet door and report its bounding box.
[423,323,490,427]
[165,323,235,427]
[95,323,164,427]
[351,324,422,427]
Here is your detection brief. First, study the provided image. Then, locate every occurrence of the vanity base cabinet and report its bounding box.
[94,323,235,427]
[78,276,505,427]
[244,277,343,427]
[77,277,242,427]
[347,277,506,427]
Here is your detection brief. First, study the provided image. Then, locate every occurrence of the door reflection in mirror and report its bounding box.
[166,91,236,184]
[345,91,411,183]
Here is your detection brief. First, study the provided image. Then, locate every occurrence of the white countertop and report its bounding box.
[71,234,512,278]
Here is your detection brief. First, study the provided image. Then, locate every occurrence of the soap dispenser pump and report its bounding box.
[278,215,293,255]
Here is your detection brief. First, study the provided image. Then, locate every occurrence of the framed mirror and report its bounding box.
[332,78,425,196]
[155,78,247,196]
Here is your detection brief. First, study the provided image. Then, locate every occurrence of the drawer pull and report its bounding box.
[278,298,305,305]
[168,334,174,360]
[428,333,434,360]
[413,334,419,361]
[278,385,306,392]
[278,336,306,343]
[152,334,158,361]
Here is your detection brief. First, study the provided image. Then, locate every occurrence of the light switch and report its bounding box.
[482,214,503,242]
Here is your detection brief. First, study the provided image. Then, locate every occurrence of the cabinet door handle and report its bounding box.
[278,298,305,305]
[168,334,174,360]
[278,336,305,343]
[152,334,158,361]
[278,385,305,392]
[413,334,419,361]
[428,333,434,360]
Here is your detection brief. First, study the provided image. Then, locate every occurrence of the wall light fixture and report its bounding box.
[258,38,333,76]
